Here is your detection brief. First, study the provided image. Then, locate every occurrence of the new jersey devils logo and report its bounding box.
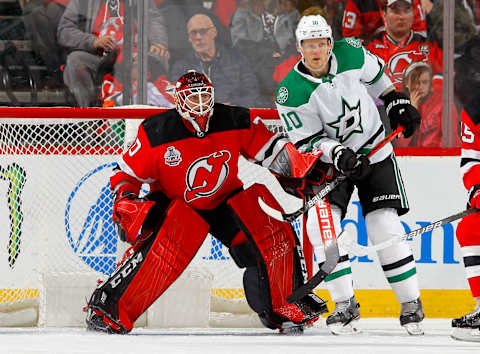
[388,50,430,84]
[184,151,231,202]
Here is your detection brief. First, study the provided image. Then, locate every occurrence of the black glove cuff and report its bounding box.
[382,90,411,117]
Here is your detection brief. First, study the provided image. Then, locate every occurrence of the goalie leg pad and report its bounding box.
[85,199,209,333]
[227,184,324,328]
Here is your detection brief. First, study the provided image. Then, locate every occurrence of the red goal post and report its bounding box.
[0,106,313,328]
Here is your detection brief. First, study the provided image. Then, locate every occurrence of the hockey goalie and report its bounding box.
[83,71,328,334]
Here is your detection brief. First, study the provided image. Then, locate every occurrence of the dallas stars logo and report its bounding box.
[327,97,363,143]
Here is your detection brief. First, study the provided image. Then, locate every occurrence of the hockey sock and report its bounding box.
[366,208,420,303]
[309,204,354,303]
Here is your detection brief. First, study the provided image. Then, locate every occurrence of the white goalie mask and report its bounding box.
[174,71,215,135]
[295,15,333,56]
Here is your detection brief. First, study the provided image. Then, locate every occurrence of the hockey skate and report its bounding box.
[451,305,480,342]
[400,298,424,335]
[84,288,128,334]
[326,296,360,335]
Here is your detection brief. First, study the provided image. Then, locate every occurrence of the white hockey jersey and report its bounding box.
[275,38,394,165]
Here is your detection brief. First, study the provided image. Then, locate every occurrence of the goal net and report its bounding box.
[0,107,311,328]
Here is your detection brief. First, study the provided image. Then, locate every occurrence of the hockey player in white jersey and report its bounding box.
[275,15,424,335]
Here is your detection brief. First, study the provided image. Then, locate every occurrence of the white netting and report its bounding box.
[0,107,305,328]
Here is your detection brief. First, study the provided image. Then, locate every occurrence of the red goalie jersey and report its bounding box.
[115,104,279,210]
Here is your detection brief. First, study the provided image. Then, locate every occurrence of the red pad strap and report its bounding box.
[116,199,209,330]
[228,184,307,324]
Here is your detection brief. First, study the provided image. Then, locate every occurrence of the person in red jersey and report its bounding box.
[342,0,426,41]
[364,0,443,91]
[394,61,459,148]
[83,71,328,334]
[451,96,480,342]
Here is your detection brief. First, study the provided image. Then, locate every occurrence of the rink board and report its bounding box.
[0,154,474,317]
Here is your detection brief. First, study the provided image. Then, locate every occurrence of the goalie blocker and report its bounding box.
[84,184,327,334]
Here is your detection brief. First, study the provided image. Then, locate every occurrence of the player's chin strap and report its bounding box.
[259,126,404,223]
[339,208,480,257]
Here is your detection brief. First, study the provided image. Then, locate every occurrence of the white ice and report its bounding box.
[1,318,479,354]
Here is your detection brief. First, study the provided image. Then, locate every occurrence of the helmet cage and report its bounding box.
[175,81,214,134]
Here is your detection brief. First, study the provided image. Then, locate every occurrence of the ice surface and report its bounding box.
[0,318,478,354]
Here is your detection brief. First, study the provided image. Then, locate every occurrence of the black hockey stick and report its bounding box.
[339,207,480,256]
[259,126,404,223]
[287,229,342,303]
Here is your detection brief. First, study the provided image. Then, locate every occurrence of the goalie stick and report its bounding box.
[259,126,404,223]
[338,208,480,256]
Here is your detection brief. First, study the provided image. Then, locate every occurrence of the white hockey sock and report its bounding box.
[366,208,420,303]
[310,205,354,303]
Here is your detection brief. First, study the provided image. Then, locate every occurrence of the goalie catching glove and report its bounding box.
[332,145,371,182]
[382,90,421,139]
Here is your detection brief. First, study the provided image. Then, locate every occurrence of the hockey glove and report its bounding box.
[112,191,155,245]
[468,184,480,209]
[332,145,371,182]
[382,90,421,139]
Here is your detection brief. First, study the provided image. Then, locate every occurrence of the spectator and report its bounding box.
[456,35,480,104]
[394,61,459,148]
[57,0,169,107]
[465,0,480,26]
[365,0,443,91]
[213,0,238,27]
[100,53,175,108]
[421,0,478,51]
[342,0,426,41]
[230,0,299,106]
[170,12,260,107]
[23,0,71,89]
[157,0,231,66]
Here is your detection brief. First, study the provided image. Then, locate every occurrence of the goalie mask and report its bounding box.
[175,71,215,136]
